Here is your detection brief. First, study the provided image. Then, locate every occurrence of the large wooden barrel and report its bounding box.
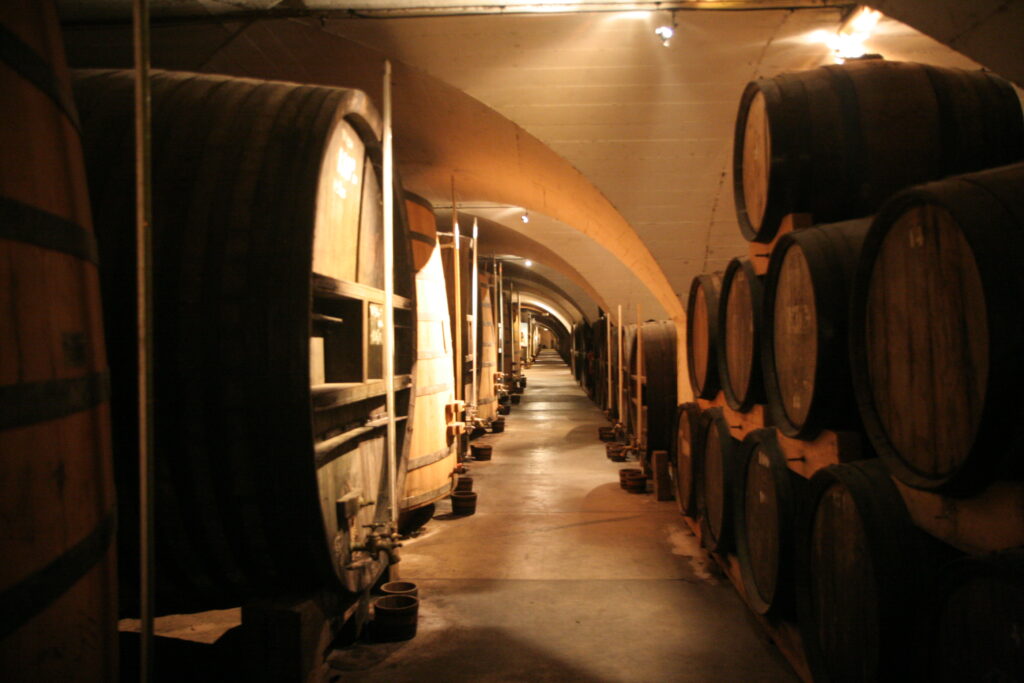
[74,69,415,614]
[402,194,456,512]
[734,60,1024,243]
[439,224,471,401]
[929,549,1024,682]
[476,273,498,421]
[628,320,677,457]
[796,460,949,683]
[671,403,703,517]
[697,408,742,553]
[718,258,765,411]
[619,324,637,434]
[0,3,117,678]
[734,429,805,617]
[762,218,871,439]
[686,272,722,399]
[850,163,1024,496]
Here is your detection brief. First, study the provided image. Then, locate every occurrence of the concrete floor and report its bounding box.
[329,350,797,682]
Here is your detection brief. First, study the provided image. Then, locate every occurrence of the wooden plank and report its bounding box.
[775,430,862,480]
[696,391,766,440]
[652,450,672,501]
[312,273,412,310]
[893,478,1024,555]
[748,213,812,276]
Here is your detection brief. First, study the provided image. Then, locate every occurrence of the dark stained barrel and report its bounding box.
[734,60,1024,243]
[718,258,765,411]
[0,2,117,678]
[74,69,415,614]
[686,272,723,399]
[628,320,678,458]
[734,429,805,616]
[762,218,871,439]
[851,163,1024,496]
[697,407,742,553]
[796,460,950,683]
[929,549,1024,682]
[671,403,703,517]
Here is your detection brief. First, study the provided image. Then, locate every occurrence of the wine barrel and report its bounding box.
[796,460,949,683]
[74,69,415,614]
[619,324,637,435]
[0,3,117,678]
[401,194,456,513]
[697,408,742,553]
[850,164,1024,495]
[476,272,498,421]
[734,60,1024,243]
[686,272,723,399]
[734,429,805,617]
[718,258,765,411]
[671,403,703,517]
[762,218,871,439]
[628,320,678,458]
[439,221,471,401]
[929,549,1024,682]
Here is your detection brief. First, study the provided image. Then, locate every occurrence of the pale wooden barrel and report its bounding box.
[477,274,498,420]
[0,2,117,678]
[403,195,457,511]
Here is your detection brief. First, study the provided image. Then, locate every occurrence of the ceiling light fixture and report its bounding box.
[654,11,676,48]
[521,212,530,223]
[525,259,533,267]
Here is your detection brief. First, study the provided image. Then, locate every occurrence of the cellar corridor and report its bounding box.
[329,349,796,681]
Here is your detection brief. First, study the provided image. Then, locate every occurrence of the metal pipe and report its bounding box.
[606,311,612,413]
[470,218,479,409]
[516,283,522,373]
[617,305,623,424]
[132,0,154,679]
[451,178,462,401]
[636,306,643,454]
[382,61,397,527]
[497,261,504,378]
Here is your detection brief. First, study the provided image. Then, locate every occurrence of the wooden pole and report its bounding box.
[451,178,462,401]
[470,218,479,410]
[636,306,643,454]
[617,305,623,424]
[383,61,397,526]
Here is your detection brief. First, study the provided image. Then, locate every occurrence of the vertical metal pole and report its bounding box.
[516,285,522,373]
[617,305,623,423]
[497,261,504,378]
[636,307,643,453]
[450,180,462,401]
[132,1,154,680]
[470,218,479,409]
[606,312,612,413]
[382,61,398,526]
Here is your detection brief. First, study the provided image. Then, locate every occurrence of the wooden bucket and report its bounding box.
[686,273,723,399]
[628,320,677,458]
[671,403,703,517]
[0,2,117,678]
[74,69,415,614]
[718,258,765,411]
[850,163,1024,495]
[734,428,805,617]
[696,407,742,553]
[734,60,1024,243]
[762,218,871,439]
[402,195,456,512]
[796,460,949,683]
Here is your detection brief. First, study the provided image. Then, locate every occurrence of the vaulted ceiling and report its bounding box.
[59,1,1024,333]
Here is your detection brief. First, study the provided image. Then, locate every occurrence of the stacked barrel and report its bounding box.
[679,59,1024,682]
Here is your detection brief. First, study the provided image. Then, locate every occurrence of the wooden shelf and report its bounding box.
[312,273,412,309]
[311,375,412,410]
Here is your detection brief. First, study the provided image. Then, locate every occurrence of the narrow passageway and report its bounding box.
[338,350,796,681]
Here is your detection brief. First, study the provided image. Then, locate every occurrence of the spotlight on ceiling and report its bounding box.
[830,6,883,62]
[521,212,530,223]
[654,11,676,47]
[525,259,533,267]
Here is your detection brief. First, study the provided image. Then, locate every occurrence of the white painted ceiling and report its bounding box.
[58,1,997,323]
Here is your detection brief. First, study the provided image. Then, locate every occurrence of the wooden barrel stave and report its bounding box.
[762,218,871,439]
[734,428,805,616]
[671,402,703,517]
[0,1,117,678]
[851,163,1024,495]
[697,407,742,553]
[734,60,1024,243]
[686,272,723,400]
[718,258,765,411]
